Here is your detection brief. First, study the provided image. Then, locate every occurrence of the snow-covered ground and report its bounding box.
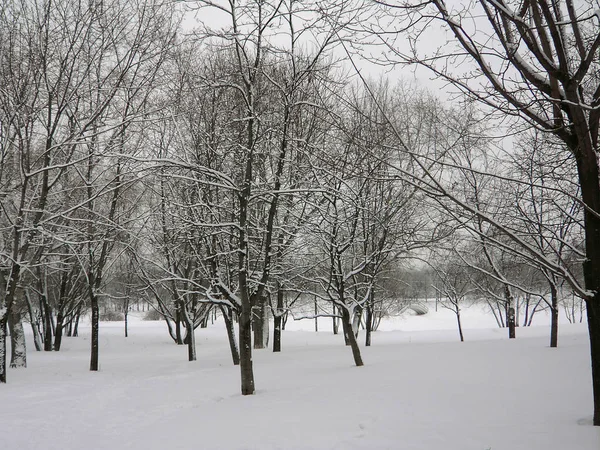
[2,303,600,450]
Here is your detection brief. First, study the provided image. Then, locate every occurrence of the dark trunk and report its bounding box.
[187,318,196,362]
[456,309,464,342]
[24,291,43,351]
[332,304,339,335]
[73,308,81,337]
[124,309,128,338]
[574,131,600,426]
[341,313,350,345]
[505,286,516,339]
[587,297,600,426]
[54,312,65,351]
[273,315,282,352]
[42,296,53,352]
[342,308,363,366]
[0,316,6,383]
[273,287,284,353]
[550,281,559,348]
[90,292,99,371]
[314,296,318,332]
[175,306,183,345]
[221,306,240,365]
[365,304,372,347]
[239,299,254,394]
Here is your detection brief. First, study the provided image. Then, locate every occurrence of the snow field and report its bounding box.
[2,304,600,450]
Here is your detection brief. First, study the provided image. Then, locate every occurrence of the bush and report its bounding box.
[100,310,124,322]
[144,308,163,321]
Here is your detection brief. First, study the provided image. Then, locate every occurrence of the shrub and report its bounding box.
[100,310,124,322]
[144,308,163,321]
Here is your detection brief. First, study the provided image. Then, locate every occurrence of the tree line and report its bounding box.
[1,0,598,426]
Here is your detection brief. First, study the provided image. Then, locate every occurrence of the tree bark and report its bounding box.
[342,308,363,366]
[54,312,65,351]
[550,281,558,348]
[187,318,196,362]
[124,309,128,338]
[0,314,6,383]
[332,304,339,335]
[456,309,464,343]
[90,290,99,371]
[8,310,26,368]
[365,305,372,347]
[239,299,255,394]
[41,293,53,352]
[273,287,284,353]
[221,306,240,365]
[24,290,43,351]
[175,306,183,345]
[73,307,81,337]
[252,294,269,349]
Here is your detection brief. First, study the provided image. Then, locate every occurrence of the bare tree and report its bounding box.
[368,0,600,424]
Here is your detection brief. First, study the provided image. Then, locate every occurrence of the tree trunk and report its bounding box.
[73,307,81,337]
[42,295,53,352]
[505,286,516,339]
[90,292,99,371]
[221,306,240,365]
[25,291,43,351]
[342,308,363,366]
[576,139,600,426]
[8,310,26,368]
[0,314,6,383]
[352,307,362,338]
[175,306,183,345]
[456,309,464,343]
[124,309,128,338]
[54,312,65,351]
[239,299,255,394]
[187,318,196,362]
[550,281,558,348]
[314,296,318,332]
[252,294,269,349]
[332,304,339,335]
[273,287,284,353]
[365,305,372,347]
